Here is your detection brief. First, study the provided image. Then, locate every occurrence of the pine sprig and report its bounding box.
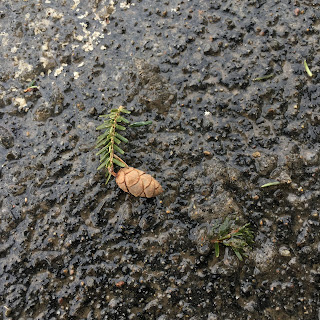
[95,106,152,185]
[211,217,254,261]
[96,106,130,184]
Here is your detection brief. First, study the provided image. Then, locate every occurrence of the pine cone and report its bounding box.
[115,167,163,198]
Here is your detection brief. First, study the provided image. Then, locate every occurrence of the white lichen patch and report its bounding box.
[13,97,27,111]
[73,72,80,79]
[40,56,50,68]
[80,29,105,52]
[70,0,116,52]
[71,0,80,10]
[96,3,116,23]
[28,19,52,35]
[77,12,89,19]
[120,1,131,9]
[14,59,33,79]
[54,64,68,77]
[40,42,57,69]
[1,33,9,47]
[82,42,93,52]
[42,42,49,51]
[74,34,84,41]
[120,1,134,10]
[45,8,64,19]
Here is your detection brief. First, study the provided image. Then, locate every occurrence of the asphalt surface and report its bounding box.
[0,0,319,319]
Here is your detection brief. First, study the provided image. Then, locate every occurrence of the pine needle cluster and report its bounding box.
[95,106,152,184]
[211,217,254,261]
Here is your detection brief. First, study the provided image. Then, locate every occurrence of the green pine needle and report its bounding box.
[96,123,109,130]
[96,137,111,148]
[118,116,130,123]
[97,159,109,170]
[97,131,110,142]
[215,242,220,257]
[115,124,126,130]
[115,132,128,143]
[112,157,126,167]
[130,121,153,127]
[113,137,121,145]
[304,59,313,77]
[261,181,281,188]
[105,172,112,184]
[114,144,125,154]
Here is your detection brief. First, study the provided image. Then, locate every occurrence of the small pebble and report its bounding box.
[279,246,291,257]
[252,151,261,158]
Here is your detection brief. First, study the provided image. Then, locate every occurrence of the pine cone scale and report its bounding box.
[128,179,144,197]
[116,170,125,184]
[126,170,140,187]
[140,174,152,188]
[144,179,155,198]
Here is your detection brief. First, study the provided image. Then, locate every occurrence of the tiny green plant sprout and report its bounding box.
[24,80,39,93]
[210,217,254,261]
[95,106,163,198]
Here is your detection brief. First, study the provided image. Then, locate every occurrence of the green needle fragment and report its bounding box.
[252,74,274,81]
[96,123,109,130]
[97,159,109,170]
[118,116,130,124]
[115,132,128,143]
[27,80,36,87]
[304,60,313,77]
[215,242,220,257]
[119,108,131,114]
[105,172,112,184]
[130,121,153,127]
[261,181,281,188]
[233,249,243,261]
[112,158,126,167]
[114,144,125,154]
[115,124,126,130]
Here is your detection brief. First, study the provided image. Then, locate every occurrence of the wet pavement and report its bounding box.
[0,0,319,319]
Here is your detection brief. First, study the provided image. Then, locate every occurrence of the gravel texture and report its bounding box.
[0,0,319,319]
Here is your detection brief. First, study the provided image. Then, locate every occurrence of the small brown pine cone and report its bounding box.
[115,167,163,198]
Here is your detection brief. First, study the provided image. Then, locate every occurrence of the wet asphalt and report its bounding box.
[0,0,319,319]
